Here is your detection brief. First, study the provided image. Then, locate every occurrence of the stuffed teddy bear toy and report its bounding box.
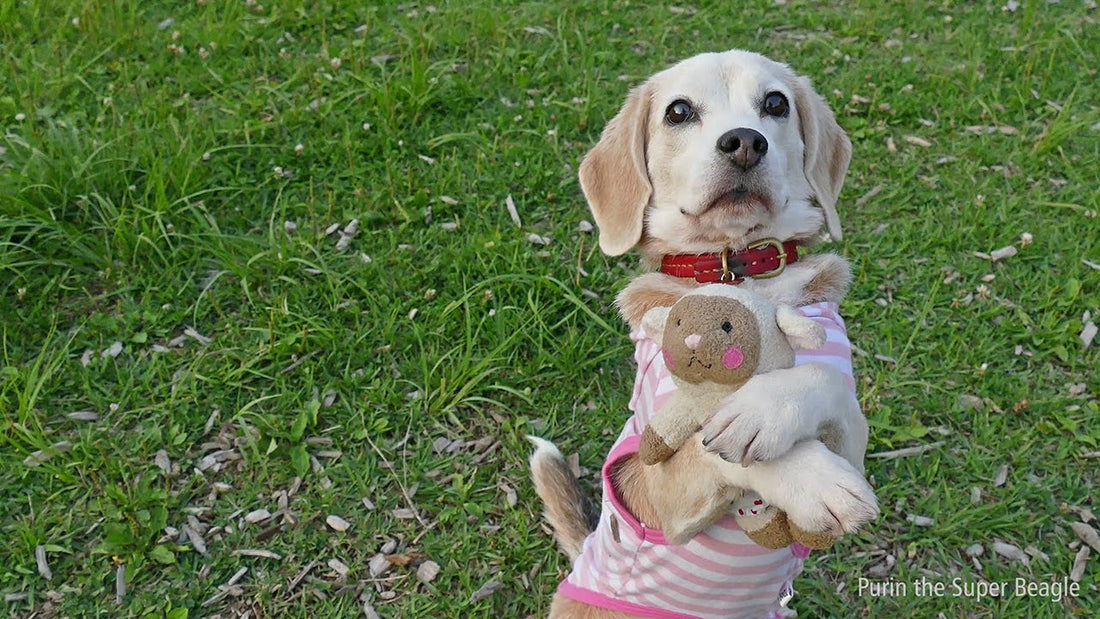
[637,283,837,550]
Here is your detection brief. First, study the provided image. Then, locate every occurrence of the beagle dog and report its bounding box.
[530,50,878,619]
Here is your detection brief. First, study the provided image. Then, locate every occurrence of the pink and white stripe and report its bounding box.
[558,302,856,619]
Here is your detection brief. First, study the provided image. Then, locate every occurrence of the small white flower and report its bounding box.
[71,17,80,26]
[15,113,26,121]
[1019,232,1033,247]
[362,122,371,131]
[202,152,211,161]
[330,57,341,69]
[294,143,304,155]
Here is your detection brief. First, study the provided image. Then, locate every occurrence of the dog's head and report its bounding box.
[579,50,851,258]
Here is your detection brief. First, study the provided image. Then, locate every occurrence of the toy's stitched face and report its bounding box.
[661,295,761,384]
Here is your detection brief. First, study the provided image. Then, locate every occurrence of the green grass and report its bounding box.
[1,0,1097,617]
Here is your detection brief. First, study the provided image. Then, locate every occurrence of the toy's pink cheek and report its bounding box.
[722,347,744,369]
[662,349,674,369]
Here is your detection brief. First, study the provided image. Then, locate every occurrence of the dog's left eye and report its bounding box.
[763,92,790,118]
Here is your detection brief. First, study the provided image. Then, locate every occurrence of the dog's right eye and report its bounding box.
[665,100,695,125]
[763,92,790,118]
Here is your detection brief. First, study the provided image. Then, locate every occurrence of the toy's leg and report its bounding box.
[733,494,793,549]
[789,520,837,550]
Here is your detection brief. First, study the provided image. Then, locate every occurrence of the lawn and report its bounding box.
[1,0,1097,617]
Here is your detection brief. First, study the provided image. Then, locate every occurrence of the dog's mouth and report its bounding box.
[706,185,772,213]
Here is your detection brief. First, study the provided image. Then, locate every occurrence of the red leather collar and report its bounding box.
[660,239,799,284]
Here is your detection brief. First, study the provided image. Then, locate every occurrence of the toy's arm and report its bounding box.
[638,394,699,464]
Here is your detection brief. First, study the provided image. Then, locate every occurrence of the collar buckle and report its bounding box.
[745,238,788,279]
[719,247,741,283]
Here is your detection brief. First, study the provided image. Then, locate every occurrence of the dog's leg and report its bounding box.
[550,593,637,618]
[608,431,877,545]
[610,442,742,543]
[706,438,877,539]
[648,438,878,544]
[700,363,868,470]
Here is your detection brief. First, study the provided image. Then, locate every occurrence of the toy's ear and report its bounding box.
[775,305,826,350]
[641,306,672,341]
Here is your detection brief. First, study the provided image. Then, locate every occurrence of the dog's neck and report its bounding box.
[658,240,800,284]
[616,253,852,331]
[636,202,829,268]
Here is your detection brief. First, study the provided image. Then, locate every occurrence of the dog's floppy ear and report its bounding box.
[578,83,653,256]
[794,76,852,241]
[775,304,826,350]
[640,306,671,341]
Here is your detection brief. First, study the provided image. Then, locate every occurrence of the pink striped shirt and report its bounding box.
[559,302,856,619]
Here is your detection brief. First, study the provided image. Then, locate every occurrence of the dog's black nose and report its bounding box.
[716,128,768,170]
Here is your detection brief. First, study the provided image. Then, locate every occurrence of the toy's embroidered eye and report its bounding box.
[676,319,682,327]
[721,321,733,333]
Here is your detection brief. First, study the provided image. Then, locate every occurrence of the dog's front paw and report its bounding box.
[777,451,879,537]
[703,405,799,467]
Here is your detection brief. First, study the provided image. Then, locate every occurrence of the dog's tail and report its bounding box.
[527,436,597,562]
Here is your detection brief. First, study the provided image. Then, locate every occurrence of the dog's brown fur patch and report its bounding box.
[608,455,664,530]
[616,273,698,330]
[800,253,852,305]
